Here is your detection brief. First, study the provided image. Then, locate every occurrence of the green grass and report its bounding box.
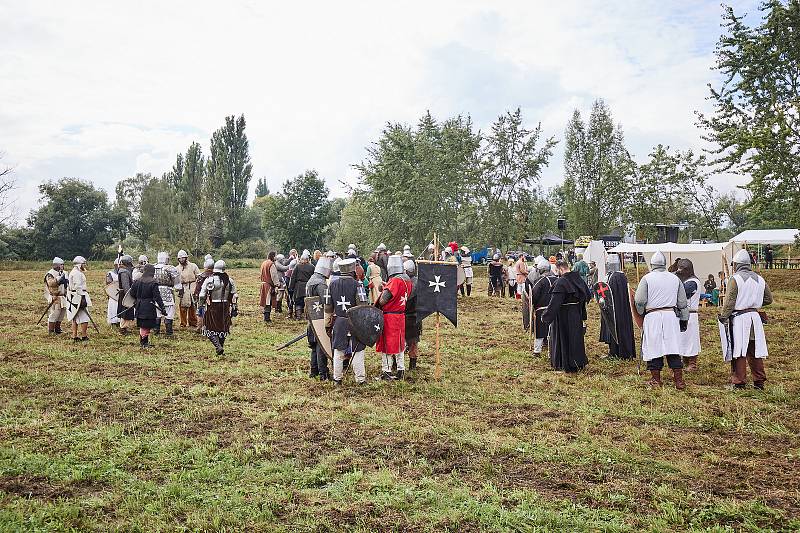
[1,267,799,531]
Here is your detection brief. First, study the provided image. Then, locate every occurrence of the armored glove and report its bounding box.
[59,277,69,287]
[230,303,238,318]
[679,320,688,332]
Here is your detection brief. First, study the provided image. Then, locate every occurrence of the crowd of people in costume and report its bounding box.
[42,242,772,390]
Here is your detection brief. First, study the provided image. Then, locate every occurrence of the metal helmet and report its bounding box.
[460,246,470,254]
[403,245,411,252]
[325,250,336,258]
[157,251,169,264]
[377,243,387,252]
[177,250,189,259]
[302,249,310,258]
[492,253,501,261]
[332,257,342,274]
[204,254,213,262]
[52,256,64,265]
[402,250,413,259]
[348,243,356,251]
[650,251,667,269]
[339,258,357,275]
[203,258,214,269]
[387,255,404,276]
[121,254,134,266]
[606,253,620,273]
[537,258,551,272]
[138,254,148,265]
[301,250,311,260]
[733,249,751,265]
[73,255,87,265]
[404,259,416,276]
[276,253,285,261]
[314,257,333,278]
[213,260,226,273]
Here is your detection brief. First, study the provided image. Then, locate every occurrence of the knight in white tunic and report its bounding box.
[458,247,474,297]
[153,251,181,336]
[106,258,121,326]
[67,256,93,342]
[634,251,689,390]
[718,249,772,389]
[44,257,68,335]
[673,258,701,371]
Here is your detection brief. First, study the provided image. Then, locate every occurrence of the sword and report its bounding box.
[275,331,308,351]
[36,299,57,325]
[86,310,101,334]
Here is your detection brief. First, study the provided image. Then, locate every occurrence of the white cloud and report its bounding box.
[0,0,761,223]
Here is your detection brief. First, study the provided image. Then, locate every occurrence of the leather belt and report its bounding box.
[383,311,404,315]
[646,306,674,313]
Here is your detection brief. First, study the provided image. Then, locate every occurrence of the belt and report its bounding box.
[732,308,758,316]
[689,310,698,314]
[383,311,404,315]
[646,306,674,313]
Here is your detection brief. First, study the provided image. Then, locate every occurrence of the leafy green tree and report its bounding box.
[262,170,332,251]
[207,114,253,241]
[477,109,556,249]
[27,178,113,259]
[255,177,270,198]
[560,100,634,237]
[113,173,152,243]
[699,1,800,227]
[178,142,208,253]
[139,178,182,245]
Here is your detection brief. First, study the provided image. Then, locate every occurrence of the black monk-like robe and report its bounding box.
[599,270,636,359]
[542,271,591,372]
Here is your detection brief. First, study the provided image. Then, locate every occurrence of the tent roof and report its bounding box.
[608,242,730,253]
[728,229,799,245]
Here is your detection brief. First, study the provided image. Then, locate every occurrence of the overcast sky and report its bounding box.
[0,0,760,223]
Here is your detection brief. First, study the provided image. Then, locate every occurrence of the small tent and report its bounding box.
[608,242,742,285]
[582,240,608,281]
[729,229,799,245]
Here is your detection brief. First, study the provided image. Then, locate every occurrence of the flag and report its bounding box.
[416,261,458,327]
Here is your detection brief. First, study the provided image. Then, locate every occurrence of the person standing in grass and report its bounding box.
[66,256,93,342]
[44,256,68,336]
[259,251,281,323]
[541,260,591,372]
[634,251,688,390]
[718,249,772,390]
[176,250,200,329]
[326,258,368,385]
[487,254,504,297]
[105,257,121,328]
[116,255,136,335]
[404,259,422,371]
[673,258,702,371]
[375,255,412,381]
[193,257,214,334]
[198,260,238,356]
[130,264,167,349]
[529,258,557,356]
[513,255,528,299]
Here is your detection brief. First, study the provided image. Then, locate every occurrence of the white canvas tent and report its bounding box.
[729,229,799,245]
[582,240,608,280]
[608,241,742,284]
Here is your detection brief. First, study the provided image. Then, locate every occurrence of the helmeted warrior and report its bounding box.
[375,255,412,380]
[634,251,689,389]
[176,249,200,329]
[306,256,333,381]
[325,258,369,385]
[198,260,238,356]
[673,258,701,370]
[116,254,135,334]
[259,251,281,322]
[375,243,389,282]
[599,254,636,359]
[67,256,93,342]
[528,257,557,355]
[105,258,121,327]
[488,254,504,296]
[289,250,314,320]
[44,257,68,335]
[403,259,422,371]
[274,253,290,315]
[132,254,148,281]
[194,257,215,333]
[153,251,181,336]
[718,249,773,389]
[541,260,592,372]
[458,246,474,296]
[130,264,166,349]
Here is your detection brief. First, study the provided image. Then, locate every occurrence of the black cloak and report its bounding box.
[599,271,636,359]
[542,271,591,372]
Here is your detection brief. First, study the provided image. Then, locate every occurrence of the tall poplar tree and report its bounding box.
[207,114,253,241]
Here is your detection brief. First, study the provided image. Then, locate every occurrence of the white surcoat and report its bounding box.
[641,270,681,360]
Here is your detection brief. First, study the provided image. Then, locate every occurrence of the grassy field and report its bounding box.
[1,264,798,531]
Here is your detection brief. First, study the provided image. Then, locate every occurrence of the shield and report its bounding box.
[305,295,333,360]
[628,286,644,329]
[105,279,120,301]
[347,304,384,347]
[66,292,82,322]
[594,281,618,344]
[718,316,733,362]
[122,288,135,308]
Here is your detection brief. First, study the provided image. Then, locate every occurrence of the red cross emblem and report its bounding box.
[596,282,610,299]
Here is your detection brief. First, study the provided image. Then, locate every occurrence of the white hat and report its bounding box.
[73,255,86,265]
[177,250,188,259]
[52,257,64,265]
[733,249,751,265]
[460,246,470,254]
[213,260,226,273]
[650,251,667,268]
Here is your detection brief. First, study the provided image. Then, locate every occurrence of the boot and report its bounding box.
[395,370,404,381]
[140,335,149,349]
[459,285,465,297]
[673,368,686,390]
[647,369,662,388]
[119,327,128,336]
[466,285,472,296]
[276,300,283,314]
[210,334,224,356]
[376,371,395,381]
[153,319,161,335]
[165,319,174,337]
[54,322,63,334]
[684,356,698,372]
[263,307,271,323]
[48,322,55,335]
[409,357,417,371]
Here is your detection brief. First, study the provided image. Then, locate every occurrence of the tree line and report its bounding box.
[0,1,795,260]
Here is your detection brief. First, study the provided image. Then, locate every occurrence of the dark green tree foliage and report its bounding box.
[139,177,182,244]
[255,177,270,198]
[113,173,152,242]
[351,112,481,251]
[263,170,332,251]
[560,100,634,237]
[477,109,556,248]
[700,1,800,227]
[178,142,207,253]
[208,115,253,241]
[27,178,113,259]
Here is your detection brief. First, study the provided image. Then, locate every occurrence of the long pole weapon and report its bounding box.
[36,299,57,326]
